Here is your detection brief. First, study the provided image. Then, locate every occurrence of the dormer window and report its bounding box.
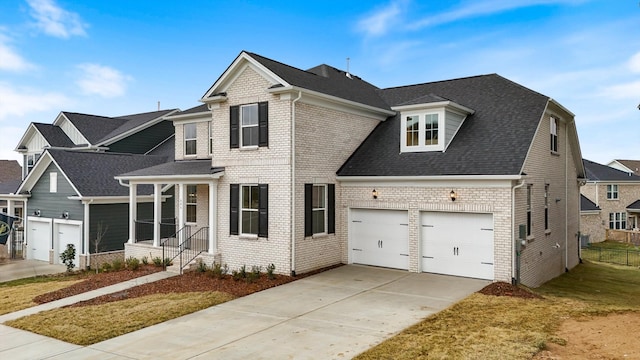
[395,99,474,154]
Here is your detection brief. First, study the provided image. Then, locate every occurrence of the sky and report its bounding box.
[0,0,638,165]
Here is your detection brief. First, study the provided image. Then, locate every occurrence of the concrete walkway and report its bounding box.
[0,265,489,359]
[0,260,67,283]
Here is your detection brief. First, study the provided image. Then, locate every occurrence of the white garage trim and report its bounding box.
[26,216,52,262]
[53,219,82,267]
[349,208,409,270]
[421,211,494,280]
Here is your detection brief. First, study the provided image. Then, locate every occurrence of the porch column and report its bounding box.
[153,184,162,247]
[208,181,217,254]
[177,183,185,244]
[83,201,90,261]
[7,199,13,218]
[128,183,137,244]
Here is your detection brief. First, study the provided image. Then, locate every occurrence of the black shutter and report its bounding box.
[258,101,268,147]
[230,184,239,235]
[258,184,268,237]
[230,105,239,149]
[304,184,313,237]
[328,184,335,234]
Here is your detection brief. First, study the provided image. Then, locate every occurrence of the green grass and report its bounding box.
[6,292,235,345]
[355,261,640,360]
[587,240,639,250]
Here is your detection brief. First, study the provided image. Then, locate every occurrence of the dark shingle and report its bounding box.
[32,123,74,147]
[580,194,600,211]
[119,160,222,178]
[583,159,640,181]
[62,112,127,144]
[172,104,209,116]
[338,74,549,176]
[47,149,169,196]
[627,200,640,210]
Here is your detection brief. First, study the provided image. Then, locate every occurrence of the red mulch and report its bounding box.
[478,281,543,299]
[33,266,162,304]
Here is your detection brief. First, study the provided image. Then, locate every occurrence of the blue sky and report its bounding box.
[0,0,638,165]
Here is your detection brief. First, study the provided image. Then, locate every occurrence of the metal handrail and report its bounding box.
[161,226,209,273]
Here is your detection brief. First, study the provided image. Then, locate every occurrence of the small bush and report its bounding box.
[247,265,261,283]
[163,258,173,267]
[266,263,276,280]
[100,262,112,272]
[195,259,208,273]
[111,259,124,271]
[211,262,228,279]
[141,256,149,265]
[239,265,247,279]
[152,256,163,267]
[60,244,76,272]
[231,269,241,281]
[125,257,140,271]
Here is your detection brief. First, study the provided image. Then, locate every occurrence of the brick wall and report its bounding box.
[580,182,640,243]
[580,212,604,243]
[518,106,581,287]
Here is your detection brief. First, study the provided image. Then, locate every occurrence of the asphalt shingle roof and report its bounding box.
[613,159,640,175]
[230,52,391,111]
[99,109,177,143]
[119,160,223,178]
[338,74,549,176]
[583,159,640,182]
[32,123,75,147]
[580,194,600,212]
[173,104,209,116]
[47,149,169,196]
[627,200,640,210]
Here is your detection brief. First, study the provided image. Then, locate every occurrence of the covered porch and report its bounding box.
[115,160,224,268]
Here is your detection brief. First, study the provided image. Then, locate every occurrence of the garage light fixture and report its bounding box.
[33,209,41,216]
[372,189,378,199]
[61,211,69,219]
[450,190,457,202]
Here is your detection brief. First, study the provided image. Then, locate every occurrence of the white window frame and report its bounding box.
[184,123,197,156]
[240,104,259,148]
[186,185,197,224]
[50,172,57,193]
[400,110,444,153]
[526,184,533,237]
[312,184,327,235]
[544,184,549,231]
[550,117,558,153]
[606,184,618,200]
[609,212,626,230]
[240,184,259,235]
[209,121,213,156]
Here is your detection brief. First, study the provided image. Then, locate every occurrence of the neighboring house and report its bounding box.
[580,159,640,243]
[579,194,601,245]
[117,51,585,287]
[0,109,178,267]
[0,160,23,220]
[607,159,640,176]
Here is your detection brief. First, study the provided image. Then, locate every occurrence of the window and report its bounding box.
[184,123,197,156]
[186,185,197,223]
[230,184,268,237]
[304,184,335,236]
[609,212,626,230]
[526,184,532,236]
[607,184,618,200]
[209,122,213,155]
[400,111,443,152]
[550,117,558,152]
[26,153,40,174]
[49,172,57,193]
[544,184,549,231]
[230,102,268,149]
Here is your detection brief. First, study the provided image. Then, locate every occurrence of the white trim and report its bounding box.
[171,116,212,125]
[116,171,225,183]
[14,123,52,152]
[400,110,444,153]
[69,195,170,204]
[49,172,58,193]
[338,175,521,182]
[52,112,91,146]
[17,151,82,197]
[580,210,600,215]
[392,100,475,115]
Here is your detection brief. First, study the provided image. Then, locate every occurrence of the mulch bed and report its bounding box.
[478,281,543,299]
[33,266,162,304]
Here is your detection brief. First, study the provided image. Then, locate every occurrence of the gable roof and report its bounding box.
[580,194,600,212]
[99,109,178,144]
[583,159,640,182]
[203,51,391,112]
[18,149,169,197]
[608,159,640,175]
[338,74,549,176]
[0,160,22,194]
[32,123,75,147]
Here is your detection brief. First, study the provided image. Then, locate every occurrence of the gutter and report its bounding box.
[511,179,525,284]
[290,91,302,276]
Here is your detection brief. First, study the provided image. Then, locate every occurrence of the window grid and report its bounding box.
[544,184,549,231]
[184,123,197,156]
[425,113,439,145]
[241,104,259,147]
[405,115,419,146]
[607,184,618,200]
[312,185,327,234]
[609,212,626,230]
[241,185,259,235]
[550,117,558,152]
[186,185,197,223]
[209,122,213,155]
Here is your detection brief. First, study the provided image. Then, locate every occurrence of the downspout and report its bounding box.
[565,119,572,272]
[290,91,302,276]
[511,179,525,284]
[83,198,94,269]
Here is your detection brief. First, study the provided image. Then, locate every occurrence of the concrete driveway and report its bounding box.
[1,265,489,359]
[0,260,66,282]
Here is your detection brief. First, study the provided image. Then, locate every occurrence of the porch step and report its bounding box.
[164,256,202,274]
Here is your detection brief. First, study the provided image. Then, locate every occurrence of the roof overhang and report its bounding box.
[337,175,521,188]
[16,150,81,197]
[165,110,212,122]
[580,210,601,215]
[14,123,51,152]
[115,171,225,185]
[69,195,171,204]
[0,194,30,200]
[392,101,475,115]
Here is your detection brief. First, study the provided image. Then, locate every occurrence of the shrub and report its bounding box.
[239,265,247,279]
[141,256,149,265]
[247,265,261,283]
[163,258,173,267]
[266,263,276,280]
[111,259,124,271]
[195,259,208,273]
[231,269,241,281]
[125,256,140,271]
[152,256,163,267]
[60,244,76,272]
[100,262,112,272]
[211,262,228,279]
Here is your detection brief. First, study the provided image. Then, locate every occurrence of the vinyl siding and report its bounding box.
[445,110,464,147]
[27,163,83,222]
[108,120,175,154]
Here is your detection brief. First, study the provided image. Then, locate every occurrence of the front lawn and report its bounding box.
[0,279,83,315]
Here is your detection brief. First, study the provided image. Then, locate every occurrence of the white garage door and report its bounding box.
[28,219,51,262]
[350,209,409,270]
[56,223,81,267]
[421,212,494,280]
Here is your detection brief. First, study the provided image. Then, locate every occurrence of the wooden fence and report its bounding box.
[605,229,640,246]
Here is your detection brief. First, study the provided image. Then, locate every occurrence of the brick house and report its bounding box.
[580,159,640,243]
[118,51,585,287]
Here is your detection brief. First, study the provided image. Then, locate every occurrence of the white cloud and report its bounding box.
[27,0,88,38]
[0,33,35,72]
[75,64,131,98]
[628,52,640,73]
[0,83,69,120]
[600,80,640,100]
[356,1,406,37]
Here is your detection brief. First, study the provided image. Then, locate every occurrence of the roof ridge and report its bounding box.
[381,74,497,91]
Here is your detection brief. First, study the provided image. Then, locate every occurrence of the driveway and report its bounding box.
[0,260,66,283]
[1,265,489,359]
